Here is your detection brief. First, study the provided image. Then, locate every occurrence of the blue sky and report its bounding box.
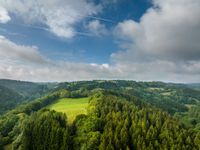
[0,0,151,63]
[0,0,200,82]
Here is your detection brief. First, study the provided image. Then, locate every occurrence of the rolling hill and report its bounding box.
[0,80,199,149]
[0,79,57,115]
[0,85,23,114]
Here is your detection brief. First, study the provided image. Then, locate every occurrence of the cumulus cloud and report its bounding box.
[86,20,107,36]
[1,35,200,83]
[0,0,101,38]
[113,60,200,82]
[111,0,200,82]
[1,0,200,83]
[114,0,200,61]
[0,62,118,82]
[0,7,10,23]
[0,35,120,82]
[0,36,48,65]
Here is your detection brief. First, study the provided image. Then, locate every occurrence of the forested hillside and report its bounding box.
[0,80,200,149]
[0,79,56,114]
[0,79,57,100]
[0,86,23,114]
[57,80,200,113]
[56,80,200,129]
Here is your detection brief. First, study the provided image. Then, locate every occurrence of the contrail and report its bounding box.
[9,22,49,31]
[0,27,26,37]
[86,16,115,23]
[5,14,115,38]
[7,22,98,37]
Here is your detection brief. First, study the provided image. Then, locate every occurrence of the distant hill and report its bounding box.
[1,79,200,116]
[57,80,200,114]
[0,79,57,114]
[187,83,200,90]
[0,79,56,99]
[0,85,23,114]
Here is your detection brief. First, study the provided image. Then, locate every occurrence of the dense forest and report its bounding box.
[0,85,23,114]
[0,80,200,149]
[0,79,57,114]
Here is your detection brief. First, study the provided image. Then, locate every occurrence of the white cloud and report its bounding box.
[1,35,200,83]
[1,0,200,83]
[0,0,101,38]
[0,62,117,82]
[86,20,107,36]
[0,35,119,82]
[114,0,200,61]
[110,0,200,82]
[0,36,48,65]
[0,7,10,23]
[114,20,140,41]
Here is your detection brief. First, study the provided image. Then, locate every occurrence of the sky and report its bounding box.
[0,0,200,83]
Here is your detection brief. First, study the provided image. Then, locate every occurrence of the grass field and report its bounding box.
[47,97,89,123]
[4,144,12,150]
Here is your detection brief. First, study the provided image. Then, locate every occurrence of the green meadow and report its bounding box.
[4,144,12,150]
[47,97,89,123]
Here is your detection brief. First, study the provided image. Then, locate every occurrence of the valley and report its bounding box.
[0,80,199,150]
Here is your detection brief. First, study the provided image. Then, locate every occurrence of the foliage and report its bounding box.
[0,91,61,148]
[0,80,200,149]
[175,103,200,130]
[0,79,57,115]
[0,86,23,114]
[14,91,200,150]
[13,110,70,150]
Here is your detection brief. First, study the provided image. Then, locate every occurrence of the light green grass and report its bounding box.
[161,92,172,96]
[4,144,12,150]
[185,104,196,109]
[47,97,89,123]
